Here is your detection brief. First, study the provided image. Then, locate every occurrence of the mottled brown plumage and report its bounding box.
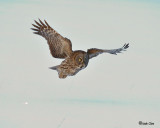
[32,19,72,58]
[31,19,129,79]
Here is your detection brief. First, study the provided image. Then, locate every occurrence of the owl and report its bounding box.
[31,19,129,79]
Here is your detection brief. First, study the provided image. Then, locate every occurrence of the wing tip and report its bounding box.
[32,19,52,29]
[31,28,39,31]
[123,43,129,49]
[33,31,40,35]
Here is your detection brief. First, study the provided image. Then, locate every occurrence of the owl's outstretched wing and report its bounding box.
[31,19,73,59]
[87,43,129,59]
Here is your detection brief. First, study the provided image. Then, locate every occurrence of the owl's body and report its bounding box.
[31,19,129,79]
[50,50,89,78]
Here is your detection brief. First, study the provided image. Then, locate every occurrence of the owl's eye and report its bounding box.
[78,57,83,62]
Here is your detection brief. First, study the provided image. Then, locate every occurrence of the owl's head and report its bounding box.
[73,51,89,68]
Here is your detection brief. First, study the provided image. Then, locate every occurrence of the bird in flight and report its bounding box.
[31,19,129,79]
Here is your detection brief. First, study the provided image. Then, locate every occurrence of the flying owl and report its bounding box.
[31,19,129,79]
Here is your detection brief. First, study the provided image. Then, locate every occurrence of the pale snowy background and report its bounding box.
[0,0,160,128]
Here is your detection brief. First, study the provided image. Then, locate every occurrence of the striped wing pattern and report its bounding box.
[87,43,129,59]
[31,19,72,58]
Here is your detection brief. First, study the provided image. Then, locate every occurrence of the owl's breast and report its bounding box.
[59,64,84,77]
[58,54,89,77]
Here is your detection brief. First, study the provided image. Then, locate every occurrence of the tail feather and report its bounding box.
[49,66,67,79]
[49,66,58,70]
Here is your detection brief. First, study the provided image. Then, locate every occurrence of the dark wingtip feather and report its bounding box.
[31,28,39,31]
[34,20,42,27]
[123,43,126,48]
[125,43,129,49]
[33,32,40,35]
[39,19,47,27]
[32,24,40,29]
[123,43,129,49]
[44,20,51,28]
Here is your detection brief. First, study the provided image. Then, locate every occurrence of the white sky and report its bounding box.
[0,0,160,128]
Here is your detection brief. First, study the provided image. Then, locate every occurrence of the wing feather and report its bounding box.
[87,43,129,59]
[31,19,73,59]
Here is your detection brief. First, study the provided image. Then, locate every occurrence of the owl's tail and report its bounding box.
[49,66,58,70]
[49,66,67,79]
